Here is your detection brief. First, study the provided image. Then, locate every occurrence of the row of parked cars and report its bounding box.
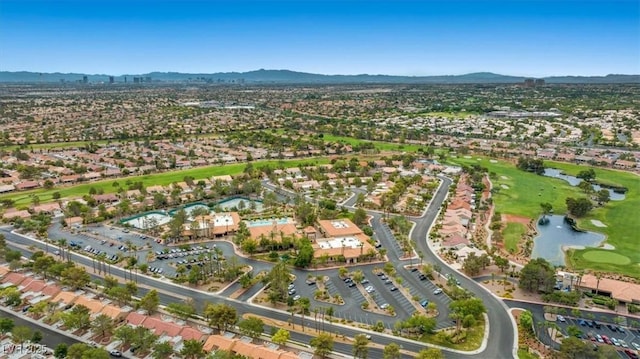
[155,246,214,260]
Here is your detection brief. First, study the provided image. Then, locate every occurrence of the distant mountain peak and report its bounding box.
[0,70,638,84]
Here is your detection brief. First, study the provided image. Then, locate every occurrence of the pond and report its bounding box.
[531,214,605,266]
[543,168,625,201]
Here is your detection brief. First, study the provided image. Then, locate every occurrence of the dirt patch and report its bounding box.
[502,214,532,225]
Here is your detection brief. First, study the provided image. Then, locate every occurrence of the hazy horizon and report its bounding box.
[1,0,638,77]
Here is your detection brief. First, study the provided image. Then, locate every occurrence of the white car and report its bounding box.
[380,303,389,309]
[365,286,375,293]
[632,342,640,351]
[557,315,566,322]
[433,288,443,295]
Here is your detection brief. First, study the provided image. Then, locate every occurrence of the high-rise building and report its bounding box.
[109,76,114,84]
[523,78,535,87]
[535,79,545,86]
[82,75,88,84]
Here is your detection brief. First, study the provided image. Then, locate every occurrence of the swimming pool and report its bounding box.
[245,218,291,227]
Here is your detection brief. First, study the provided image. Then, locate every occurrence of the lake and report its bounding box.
[531,214,605,266]
[543,168,625,201]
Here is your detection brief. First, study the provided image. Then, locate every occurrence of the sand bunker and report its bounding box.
[590,220,607,228]
[601,243,615,250]
[500,176,508,180]
[501,184,510,189]
[489,160,498,163]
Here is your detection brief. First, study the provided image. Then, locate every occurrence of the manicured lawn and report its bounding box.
[1,158,329,207]
[581,250,631,265]
[449,157,576,218]
[448,156,640,278]
[1,139,111,151]
[412,111,476,119]
[423,319,485,351]
[320,134,425,153]
[503,222,526,254]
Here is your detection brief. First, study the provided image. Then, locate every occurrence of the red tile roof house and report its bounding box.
[2,209,32,221]
[15,180,40,190]
[125,311,147,326]
[1,272,28,287]
[142,316,183,337]
[179,326,206,342]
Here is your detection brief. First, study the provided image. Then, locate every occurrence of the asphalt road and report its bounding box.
[0,309,79,352]
[408,176,517,359]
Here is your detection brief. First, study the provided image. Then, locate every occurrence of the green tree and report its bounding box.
[114,325,136,350]
[310,332,334,358]
[0,317,14,334]
[180,339,205,359]
[565,197,593,217]
[61,266,91,290]
[139,289,160,315]
[152,341,173,359]
[2,287,22,306]
[54,343,68,359]
[11,325,32,346]
[352,334,369,359]
[67,343,90,359]
[91,314,114,338]
[107,286,132,306]
[167,301,197,320]
[383,342,401,359]
[204,303,237,333]
[519,257,556,293]
[82,348,109,359]
[416,348,444,359]
[62,304,91,331]
[272,328,290,346]
[557,336,598,359]
[596,189,610,204]
[294,238,314,268]
[238,316,264,339]
[265,260,292,304]
[353,208,368,226]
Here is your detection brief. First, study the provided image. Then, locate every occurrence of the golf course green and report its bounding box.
[450,156,640,278]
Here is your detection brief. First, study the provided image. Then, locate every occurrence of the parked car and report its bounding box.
[433,288,443,295]
[420,300,429,307]
[612,338,620,346]
[595,334,604,343]
[557,315,566,322]
[109,350,122,357]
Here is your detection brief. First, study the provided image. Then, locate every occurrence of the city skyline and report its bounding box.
[1,0,638,77]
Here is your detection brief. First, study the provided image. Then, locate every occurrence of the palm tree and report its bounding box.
[595,272,602,296]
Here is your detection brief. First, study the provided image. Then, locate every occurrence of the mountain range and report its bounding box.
[1,69,638,84]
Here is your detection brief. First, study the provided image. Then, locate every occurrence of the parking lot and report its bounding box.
[51,222,233,280]
[555,315,640,358]
[51,219,458,331]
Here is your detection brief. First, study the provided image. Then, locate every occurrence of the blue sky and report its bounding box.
[1,0,638,76]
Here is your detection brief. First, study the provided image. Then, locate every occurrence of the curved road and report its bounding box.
[406,176,517,359]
